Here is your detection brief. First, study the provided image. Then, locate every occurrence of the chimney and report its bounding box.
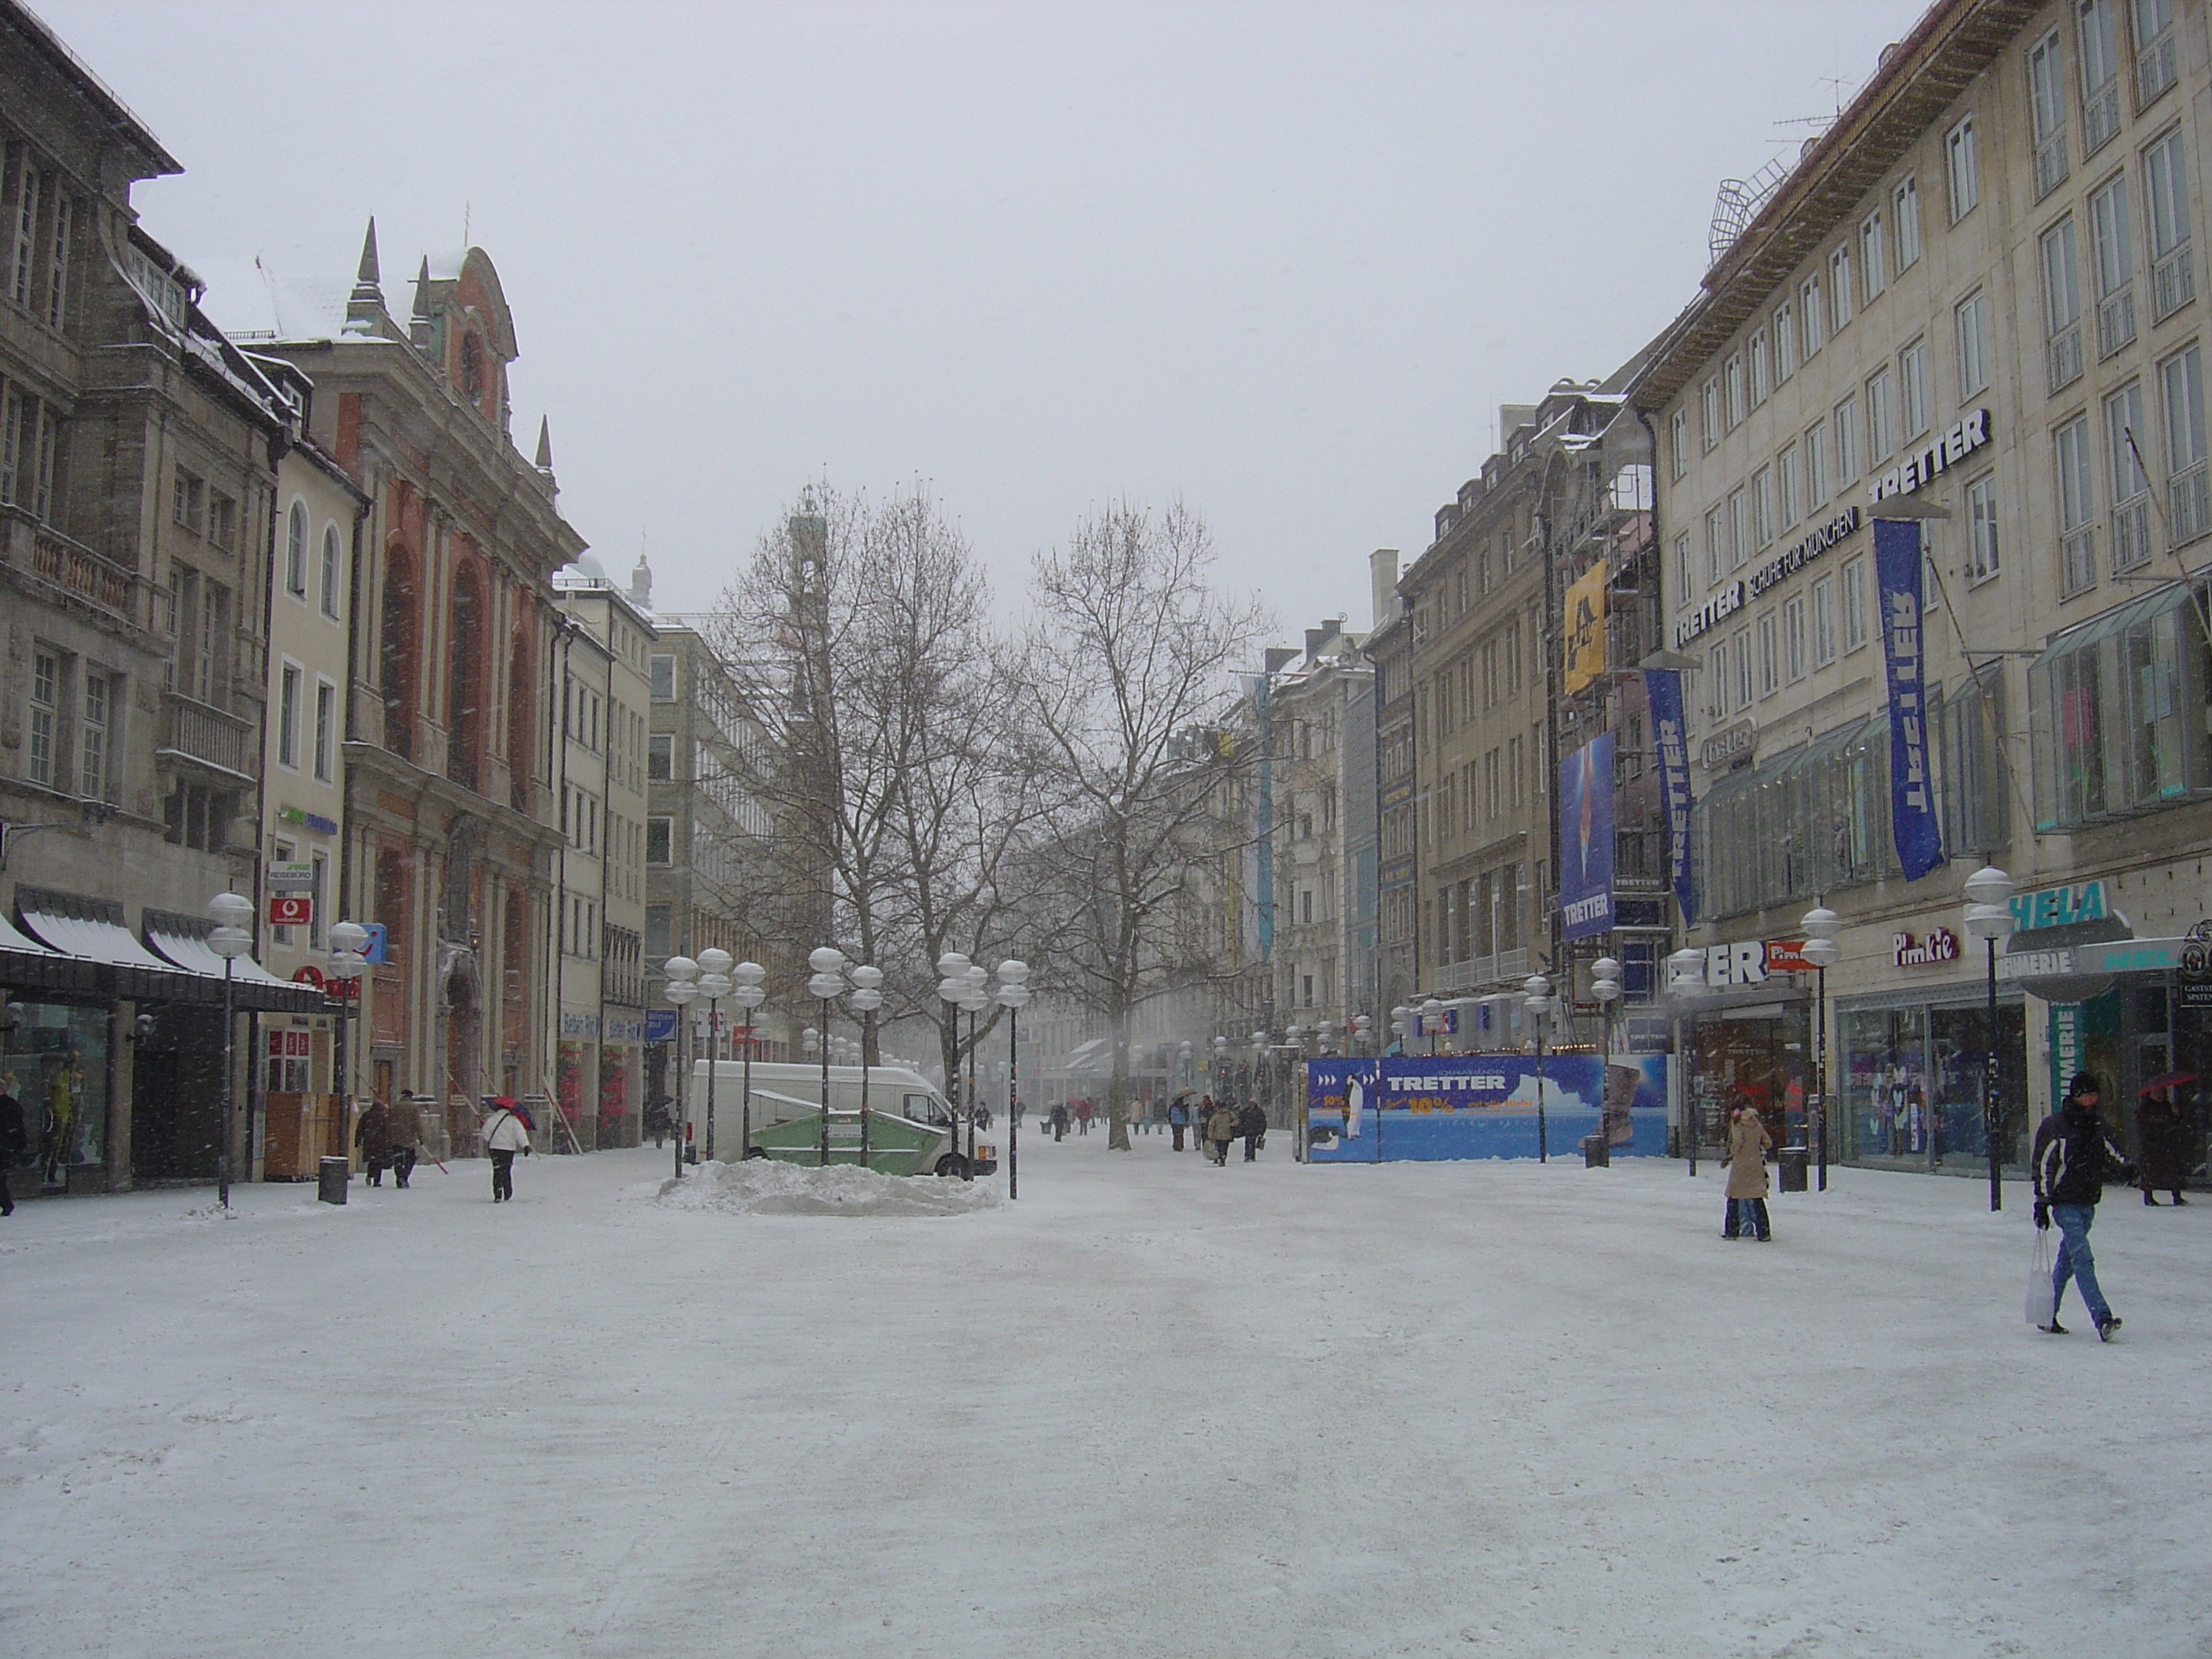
[1369,548,1400,632]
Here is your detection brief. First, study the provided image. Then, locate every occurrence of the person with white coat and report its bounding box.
[481,1099,532,1202]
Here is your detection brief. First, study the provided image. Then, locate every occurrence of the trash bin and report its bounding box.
[317,1155,350,1205]
[1580,1132,1610,1168]
[1778,1145,1809,1192]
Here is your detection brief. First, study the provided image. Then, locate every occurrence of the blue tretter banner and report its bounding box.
[1644,668,1695,925]
[1305,1055,1670,1161]
[1873,517,1945,881]
[1557,731,1615,940]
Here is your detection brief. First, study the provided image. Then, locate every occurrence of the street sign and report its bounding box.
[270,894,312,927]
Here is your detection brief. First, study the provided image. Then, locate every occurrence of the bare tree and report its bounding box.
[1026,502,1266,1150]
[708,484,1055,1089]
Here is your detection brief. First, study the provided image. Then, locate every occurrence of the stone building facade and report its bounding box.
[1634,0,2212,1174]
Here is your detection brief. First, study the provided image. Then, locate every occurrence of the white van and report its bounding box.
[684,1060,994,1176]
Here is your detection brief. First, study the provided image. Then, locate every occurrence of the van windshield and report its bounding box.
[904,1093,950,1126]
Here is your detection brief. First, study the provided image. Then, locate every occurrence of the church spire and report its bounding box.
[346,217,384,329]
[409,256,434,350]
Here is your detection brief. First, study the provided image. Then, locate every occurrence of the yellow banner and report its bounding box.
[1563,562,1607,695]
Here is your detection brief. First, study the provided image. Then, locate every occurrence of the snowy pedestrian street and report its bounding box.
[4,1138,2206,1659]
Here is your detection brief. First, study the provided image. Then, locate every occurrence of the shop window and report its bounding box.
[2029,584,2209,829]
[5,1002,108,1177]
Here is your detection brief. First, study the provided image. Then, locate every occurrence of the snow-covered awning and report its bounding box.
[1053,1038,1110,1074]
[12,890,319,1011]
[143,911,323,1012]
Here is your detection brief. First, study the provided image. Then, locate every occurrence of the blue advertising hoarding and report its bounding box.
[1557,732,1615,941]
[1873,517,1945,882]
[1304,1054,1668,1162]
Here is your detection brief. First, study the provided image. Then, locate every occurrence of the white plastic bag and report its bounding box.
[2025,1225,2057,1329]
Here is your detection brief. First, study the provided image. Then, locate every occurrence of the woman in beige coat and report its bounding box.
[1723,1101,1773,1241]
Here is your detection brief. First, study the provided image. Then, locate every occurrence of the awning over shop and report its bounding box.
[0,905,102,998]
[11,888,321,1012]
[143,910,325,1014]
[1054,1038,1110,1074]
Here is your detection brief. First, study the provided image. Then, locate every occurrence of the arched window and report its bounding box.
[380,544,418,761]
[319,523,342,619]
[285,502,307,597]
[461,333,483,403]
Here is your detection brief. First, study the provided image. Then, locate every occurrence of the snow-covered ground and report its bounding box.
[3,1131,2205,1658]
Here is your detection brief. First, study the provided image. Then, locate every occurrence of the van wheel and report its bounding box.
[934,1154,969,1178]
[742,1147,767,1161]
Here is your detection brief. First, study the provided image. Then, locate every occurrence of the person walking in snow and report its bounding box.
[1167,1091,1193,1152]
[384,1094,419,1188]
[1205,1099,1237,1166]
[2034,1073,2133,1338]
[1723,1101,1772,1241]
[1074,1098,1094,1135]
[1237,1100,1267,1161]
[1049,1103,1069,1142]
[2134,1083,2191,1206]
[0,1091,24,1216]
[353,1097,394,1187]
[644,1096,672,1150]
[480,1097,532,1202]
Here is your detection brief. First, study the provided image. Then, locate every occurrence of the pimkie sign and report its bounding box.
[1893,927,1961,966]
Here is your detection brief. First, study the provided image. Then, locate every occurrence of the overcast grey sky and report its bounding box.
[40,0,1928,643]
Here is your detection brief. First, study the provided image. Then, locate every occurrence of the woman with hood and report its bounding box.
[2134,1082,2192,1205]
[1724,1101,1773,1241]
[480,1097,532,1202]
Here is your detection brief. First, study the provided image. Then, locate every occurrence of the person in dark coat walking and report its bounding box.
[0,1091,25,1215]
[1723,1102,1773,1240]
[2134,1084,2192,1205]
[2033,1073,2134,1338]
[644,1097,673,1149]
[1049,1103,1069,1142]
[383,1095,419,1188]
[1237,1101,1266,1161]
[353,1097,394,1187]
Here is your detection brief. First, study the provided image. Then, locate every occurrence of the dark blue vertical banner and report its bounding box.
[1644,668,1695,925]
[1873,517,1945,881]
[1254,673,1274,959]
[1558,731,1615,940]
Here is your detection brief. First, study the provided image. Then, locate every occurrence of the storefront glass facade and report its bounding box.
[1685,1003,1808,1148]
[5,1000,108,1183]
[1840,998,2025,1170]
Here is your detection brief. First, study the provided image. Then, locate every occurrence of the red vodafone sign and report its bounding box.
[292,964,325,990]
[269,894,311,927]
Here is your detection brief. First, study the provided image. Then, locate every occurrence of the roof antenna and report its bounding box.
[463,201,472,246]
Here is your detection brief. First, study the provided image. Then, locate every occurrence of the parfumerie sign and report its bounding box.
[1674,506,1865,648]
[1871,407,1992,501]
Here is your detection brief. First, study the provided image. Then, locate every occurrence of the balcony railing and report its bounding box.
[2097,285,2136,358]
[10,514,142,628]
[2170,463,2210,544]
[2151,243,2194,323]
[2034,133,2068,201]
[2060,527,2098,597]
[2111,497,2153,572]
[2047,323,2084,394]
[159,690,255,778]
[2137,26,2178,105]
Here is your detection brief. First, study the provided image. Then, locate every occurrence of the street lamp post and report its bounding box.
[1523,975,1554,1164]
[1964,866,2017,1214]
[1420,997,1445,1057]
[995,961,1031,1198]
[958,967,990,1176]
[695,949,735,1162]
[663,956,698,1178]
[730,962,765,1158]
[1590,958,1622,1154]
[1666,947,1707,1176]
[806,946,848,1166]
[326,921,370,1156]
[848,965,882,1164]
[1799,907,1842,1192]
[206,891,254,1210]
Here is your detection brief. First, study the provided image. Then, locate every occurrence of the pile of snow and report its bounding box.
[655,1156,1004,1217]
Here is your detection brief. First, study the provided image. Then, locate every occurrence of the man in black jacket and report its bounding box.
[1237,1100,1267,1161]
[2032,1073,2133,1340]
